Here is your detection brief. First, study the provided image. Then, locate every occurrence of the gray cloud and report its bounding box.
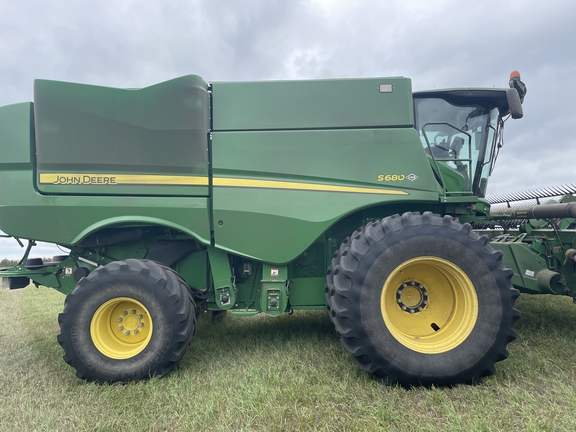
[1,0,575,257]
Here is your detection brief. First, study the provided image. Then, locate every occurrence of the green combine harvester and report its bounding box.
[1,71,573,387]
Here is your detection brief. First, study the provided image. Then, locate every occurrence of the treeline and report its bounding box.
[1,257,53,267]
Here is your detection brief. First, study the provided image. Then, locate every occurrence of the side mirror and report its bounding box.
[506,88,523,119]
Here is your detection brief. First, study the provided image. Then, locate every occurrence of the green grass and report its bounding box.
[2,287,576,431]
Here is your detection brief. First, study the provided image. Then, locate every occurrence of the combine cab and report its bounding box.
[0,72,542,387]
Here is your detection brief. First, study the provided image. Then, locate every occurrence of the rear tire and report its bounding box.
[57,259,196,382]
[327,212,520,386]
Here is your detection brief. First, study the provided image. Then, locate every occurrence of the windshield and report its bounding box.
[414,96,501,198]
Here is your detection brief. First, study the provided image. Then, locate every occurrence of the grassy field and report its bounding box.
[1,286,576,431]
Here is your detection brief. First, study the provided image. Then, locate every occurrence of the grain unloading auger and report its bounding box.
[0,71,539,386]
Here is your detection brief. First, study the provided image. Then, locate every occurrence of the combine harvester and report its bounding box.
[2,70,572,387]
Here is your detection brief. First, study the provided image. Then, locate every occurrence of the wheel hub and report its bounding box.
[381,256,479,354]
[90,297,153,359]
[396,281,428,313]
[116,308,146,337]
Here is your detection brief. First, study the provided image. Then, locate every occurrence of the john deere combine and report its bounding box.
[2,71,570,387]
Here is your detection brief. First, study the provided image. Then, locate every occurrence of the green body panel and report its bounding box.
[53,196,211,245]
[436,161,465,192]
[35,75,210,196]
[174,250,208,289]
[0,103,34,167]
[211,128,439,263]
[0,166,211,244]
[288,277,327,306]
[0,98,211,244]
[0,170,59,241]
[212,77,413,131]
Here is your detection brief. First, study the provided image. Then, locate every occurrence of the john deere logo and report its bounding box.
[51,175,118,185]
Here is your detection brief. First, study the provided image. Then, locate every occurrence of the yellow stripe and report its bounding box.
[39,173,408,196]
[213,178,408,195]
[39,173,209,186]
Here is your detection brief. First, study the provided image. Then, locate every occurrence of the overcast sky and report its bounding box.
[1,0,575,259]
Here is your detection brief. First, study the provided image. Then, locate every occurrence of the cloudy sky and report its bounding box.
[1,0,575,259]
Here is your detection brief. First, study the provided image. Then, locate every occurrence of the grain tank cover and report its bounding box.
[35,75,210,196]
[211,77,413,131]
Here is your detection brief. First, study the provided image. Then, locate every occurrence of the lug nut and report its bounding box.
[118,326,124,331]
[134,329,139,334]
[117,318,123,322]
[138,314,143,319]
[122,311,127,316]
[125,331,130,336]
[139,323,144,327]
[131,309,136,314]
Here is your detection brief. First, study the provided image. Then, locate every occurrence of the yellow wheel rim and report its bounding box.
[90,297,153,359]
[380,257,478,354]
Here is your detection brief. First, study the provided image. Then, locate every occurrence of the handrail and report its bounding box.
[421,122,473,195]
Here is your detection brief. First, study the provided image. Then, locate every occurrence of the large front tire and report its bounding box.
[326,212,520,387]
[57,259,196,382]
